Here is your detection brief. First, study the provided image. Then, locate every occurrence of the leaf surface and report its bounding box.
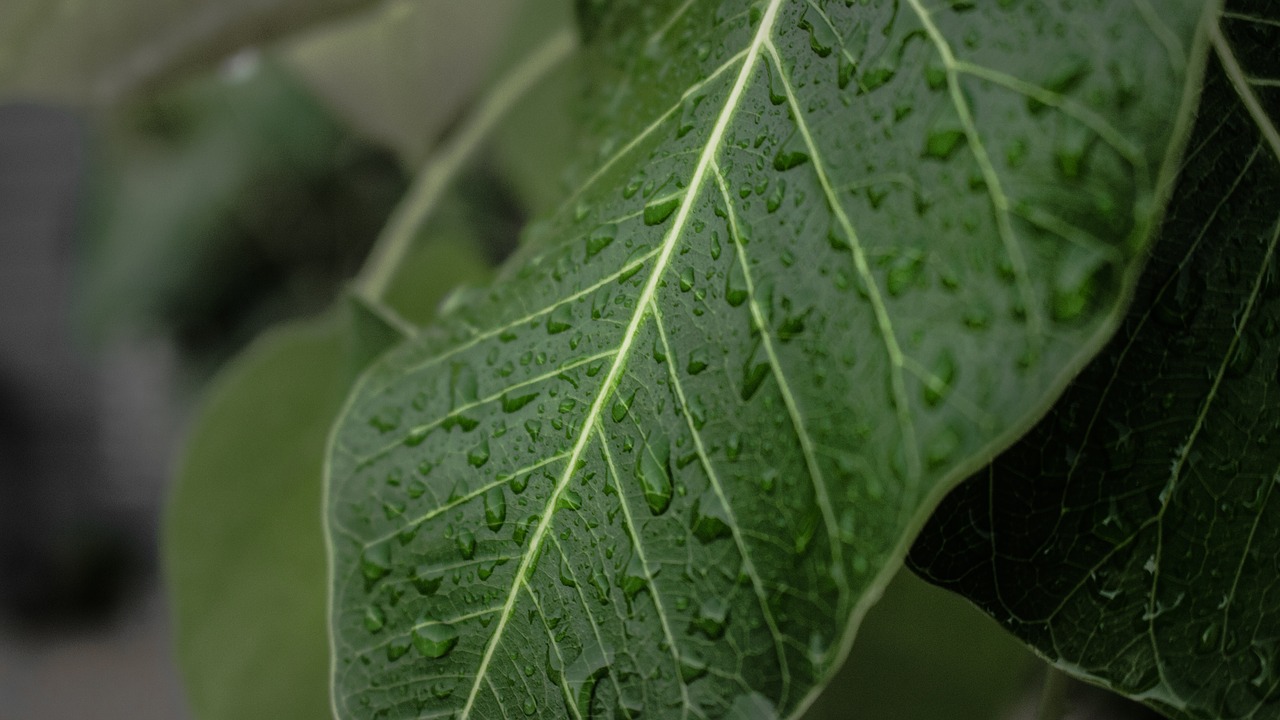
[325,1,1211,717]
[909,3,1280,718]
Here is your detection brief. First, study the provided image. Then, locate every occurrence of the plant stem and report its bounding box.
[1037,667,1072,720]
[354,27,577,302]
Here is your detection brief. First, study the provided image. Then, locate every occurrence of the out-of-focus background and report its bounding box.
[0,2,1165,719]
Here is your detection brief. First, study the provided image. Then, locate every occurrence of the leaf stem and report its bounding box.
[353,26,577,302]
[1037,667,1072,720]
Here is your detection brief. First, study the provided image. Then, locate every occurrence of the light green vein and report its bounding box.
[595,422,692,719]
[521,578,585,720]
[708,161,847,594]
[650,303,795,705]
[901,0,1045,346]
[356,349,615,466]
[760,40,922,484]
[547,534,633,720]
[456,2,786,714]
[357,28,577,301]
[950,60,1145,172]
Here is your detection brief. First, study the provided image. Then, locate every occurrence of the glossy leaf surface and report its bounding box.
[326,1,1210,717]
[910,2,1280,718]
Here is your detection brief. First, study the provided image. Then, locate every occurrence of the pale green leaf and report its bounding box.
[0,0,377,104]
[167,217,493,720]
[326,1,1212,718]
[281,0,525,165]
[910,3,1280,718]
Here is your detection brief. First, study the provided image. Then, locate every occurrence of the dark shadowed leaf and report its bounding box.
[910,3,1280,718]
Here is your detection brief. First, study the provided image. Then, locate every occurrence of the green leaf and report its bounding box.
[167,315,346,720]
[281,0,526,164]
[0,0,377,104]
[326,1,1213,718]
[167,213,494,720]
[909,4,1280,719]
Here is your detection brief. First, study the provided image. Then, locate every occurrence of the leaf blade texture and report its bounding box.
[326,1,1211,717]
[910,2,1280,718]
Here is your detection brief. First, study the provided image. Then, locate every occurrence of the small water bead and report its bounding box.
[484,486,507,532]
[585,223,616,258]
[637,438,673,515]
[386,637,411,662]
[547,304,573,334]
[686,348,709,375]
[612,388,636,422]
[411,623,459,659]
[644,195,681,225]
[456,529,477,560]
[468,436,491,468]
[363,604,386,633]
[361,542,392,585]
[692,596,730,639]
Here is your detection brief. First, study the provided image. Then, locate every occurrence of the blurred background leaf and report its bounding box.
[164,200,493,720]
[0,0,380,105]
[77,59,405,372]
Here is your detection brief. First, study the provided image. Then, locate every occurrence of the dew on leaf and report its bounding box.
[484,486,507,532]
[411,623,459,659]
[456,529,476,560]
[644,195,681,225]
[637,436,673,515]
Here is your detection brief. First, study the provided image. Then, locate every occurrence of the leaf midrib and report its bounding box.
[456,1,788,715]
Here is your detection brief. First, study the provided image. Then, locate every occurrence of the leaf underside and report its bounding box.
[910,2,1280,719]
[325,1,1208,718]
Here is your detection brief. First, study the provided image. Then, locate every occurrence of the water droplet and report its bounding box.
[484,486,507,532]
[691,493,733,543]
[766,178,787,213]
[361,543,391,586]
[513,516,535,546]
[547,304,573,334]
[363,604,385,633]
[677,94,706,138]
[773,142,810,171]
[679,266,696,292]
[451,364,478,406]
[412,623,459,658]
[797,9,834,57]
[679,654,709,682]
[522,698,537,716]
[687,348,709,375]
[386,636,411,662]
[559,556,577,588]
[503,391,539,413]
[410,569,442,596]
[612,388,636,422]
[924,350,956,406]
[558,488,583,512]
[586,223,616,258]
[469,437,491,468]
[691,596,729,639]
[741,360,769,401]
[456,529,476,559]
[886,251,925,296]
[644,195,681,225]
[637,436,673,515]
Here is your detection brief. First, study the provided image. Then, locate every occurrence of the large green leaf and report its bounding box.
[325,1,1212,718]
[167,315,346,720]
[0,0,376,104]
[909,3,1280,719]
